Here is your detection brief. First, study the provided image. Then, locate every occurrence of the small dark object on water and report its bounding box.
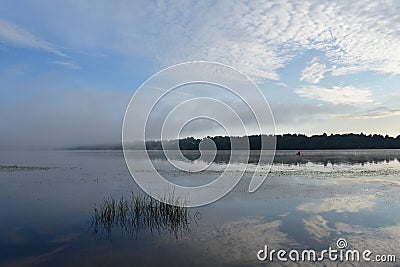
[296,151,301,156]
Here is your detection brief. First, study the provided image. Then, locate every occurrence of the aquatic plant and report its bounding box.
[90,193,195,239]
[0,165,50,172]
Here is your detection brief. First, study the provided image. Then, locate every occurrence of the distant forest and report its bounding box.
[71,133,400,150]
[143,133,400,150]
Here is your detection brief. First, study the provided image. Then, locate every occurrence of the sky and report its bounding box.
[1,0,400,149]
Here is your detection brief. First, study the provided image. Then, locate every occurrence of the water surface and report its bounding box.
[1,150,399,266]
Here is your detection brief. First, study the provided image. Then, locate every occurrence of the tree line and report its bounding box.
[68,133,400,150]
[145,133,400,150]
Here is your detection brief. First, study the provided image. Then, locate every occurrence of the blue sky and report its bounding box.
[1,1,400,148]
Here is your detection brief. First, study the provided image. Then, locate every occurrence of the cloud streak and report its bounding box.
[300,57,328,84]
[336,107,400,119]
[51,61,81,69]
[0,18,65,56]
[295,85,373,104]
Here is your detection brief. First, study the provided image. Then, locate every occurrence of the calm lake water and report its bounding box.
[1,150,400,266]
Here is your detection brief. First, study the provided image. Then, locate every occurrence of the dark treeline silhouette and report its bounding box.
[145,133,400,150]
[68,133,400,150]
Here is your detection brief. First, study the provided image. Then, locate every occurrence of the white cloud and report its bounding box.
[300,57,328,83]
[295,85,373,104]
[0,18,65,56]
[23,0,400,80]
[275,82,288,88]
[51,61,81,69]
[142,0,400,79]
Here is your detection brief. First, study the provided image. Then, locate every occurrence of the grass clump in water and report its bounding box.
[91,193,194,239]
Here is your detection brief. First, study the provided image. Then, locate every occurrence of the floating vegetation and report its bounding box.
[0,165,51,172]
[90,193,196,239]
